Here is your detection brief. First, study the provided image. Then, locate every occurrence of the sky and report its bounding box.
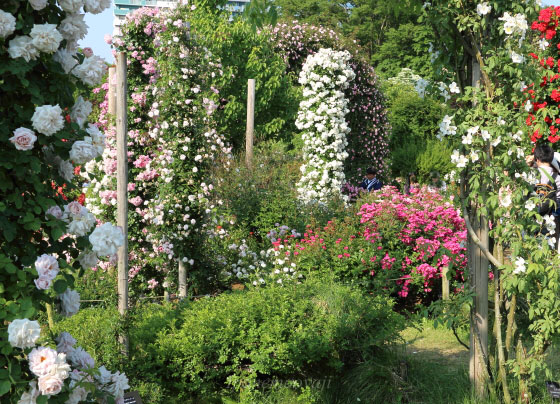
[81,5,114,62]
[84,0,560,63]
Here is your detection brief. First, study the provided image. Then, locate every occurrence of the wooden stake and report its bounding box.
[108,66,116,117]
[442,266,449,300]
[116,52,129,353]
[245,79,255,168]
[178,259,187,299]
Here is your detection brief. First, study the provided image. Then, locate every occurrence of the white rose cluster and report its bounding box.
[31,104,65,136]
[89,222,125,256]
[499,12,528,40]
[64,201,97,237]
[437,114,457,140]
[8,318,41,349]
[295,48,355,205]
[72,54,108,86]
[0,9,16,39]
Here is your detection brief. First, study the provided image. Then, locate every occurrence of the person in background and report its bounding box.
[359,167,383,192]
[404,172,418,195]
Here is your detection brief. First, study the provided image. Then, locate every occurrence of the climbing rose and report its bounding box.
[7,319,41,349]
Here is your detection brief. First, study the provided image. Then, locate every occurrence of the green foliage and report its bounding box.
[242,0,278,29]
[156,279,403,400]
[191,14,299,151]
[415,140,454,183]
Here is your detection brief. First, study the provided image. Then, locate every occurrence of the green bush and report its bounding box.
[155,279,403,400]
[415,139,454,183]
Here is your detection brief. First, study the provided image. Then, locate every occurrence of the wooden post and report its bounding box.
[116,52,129,353]
[245,79,255,168]
[108,66,116,117]
[178,259,187,299]
[442,266,449,300]
[468,58,488,398]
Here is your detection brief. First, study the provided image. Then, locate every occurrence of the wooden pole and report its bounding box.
[108,66,116,117]
[245,79,255,168]
[178,259,187,299]
[116,52,129,353]
[441,266,449,300]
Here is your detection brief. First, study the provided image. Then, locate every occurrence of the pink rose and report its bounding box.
[82,47,93,58]
[38,374,64,396]
[103,34,112,44]
[9,128,37,151]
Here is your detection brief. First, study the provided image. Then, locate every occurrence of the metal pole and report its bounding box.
[245,79,255,168]
[116,51,129,353]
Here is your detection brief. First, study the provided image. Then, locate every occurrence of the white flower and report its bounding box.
[89,223,125,256]
[8,319,41,349]
[544,214,556,230]
[10,128,37,151]
[491,136,501,147]
[106,371,129,398]
[68,346,95,369]
[38,373,65,396]
[29,0,48,10]
[35,254,59,280]
[70,138,98,164]
[511,51,524,64]
[96,365,113,385]
[59,288,80,317]
[29,347,70,378]
[73,55,107,86]
[525,199,536,211]
[525,100,532,112]
[53,48,78,74]
[86,124,105,155]
[539,38,550,50]
[8,36,39,62]
[462,133,473,145]
[477,2,491,16]
[470,150,479,162]
[481,130,491,141]
[30,24,63,54]
[83,0,111,14]
[32,104,64,136]
[57,0,84,13]
[56,332,76,355]
[499,191,512,208]
[513,257,526,274]
[449,82,460,94]
[70,96,92,128]
[58,159,74,182]
[0,10,16,38]
[17,381,40,404]
[78,249,99,269]
[58,13,88,42]
[46,205,64,220]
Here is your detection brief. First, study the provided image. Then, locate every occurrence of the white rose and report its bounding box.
[86,124,105,155]
[84,0,111,14]
[58,159,75,182]
[476,2,491,16]
[66,385,88,404]
[89,223,125,256]
[17,381,40,404]
[35,254,59,280]
[106,371,129,398]
[53,48,78,74]
[0,10,16,38]
[67,210,96,236]
[72,55,107,86]
[29,346,69,377]
[30,24,63,54]
[8,36,39,62]
[78,249,99,269]
[46,205,64,220]
[59,13,88,42]
[8,319,41,349]
[59,288,80,317]
[68,346,95,369]
[38,374,65,396]
[56,331,76,355]
[34,276,52,290]
[29,0,48,10]
[96,365,112,385]
[57,0,84,13]
[70,138,98,164]
[9,128,37,151]
[32,104,64,136]
[70,96,92,128]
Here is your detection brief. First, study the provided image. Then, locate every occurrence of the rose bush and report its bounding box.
[0,0,127,402]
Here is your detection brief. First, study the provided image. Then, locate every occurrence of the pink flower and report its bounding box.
[9,127,37,151]
[38,374,64,396]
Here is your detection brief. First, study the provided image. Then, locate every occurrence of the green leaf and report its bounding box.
[0,379,10,396]
[53,279,68,294]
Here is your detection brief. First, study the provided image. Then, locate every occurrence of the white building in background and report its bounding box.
[113,0,251,35]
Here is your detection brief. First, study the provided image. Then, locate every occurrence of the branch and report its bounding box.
[452,324,470,350]
[459,176,503,268]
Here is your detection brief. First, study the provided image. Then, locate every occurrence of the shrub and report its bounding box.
[155,279,403,400]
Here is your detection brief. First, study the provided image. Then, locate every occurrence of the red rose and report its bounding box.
[540,8,553,23]
[552,89,560,102]
[547,57,556,68]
